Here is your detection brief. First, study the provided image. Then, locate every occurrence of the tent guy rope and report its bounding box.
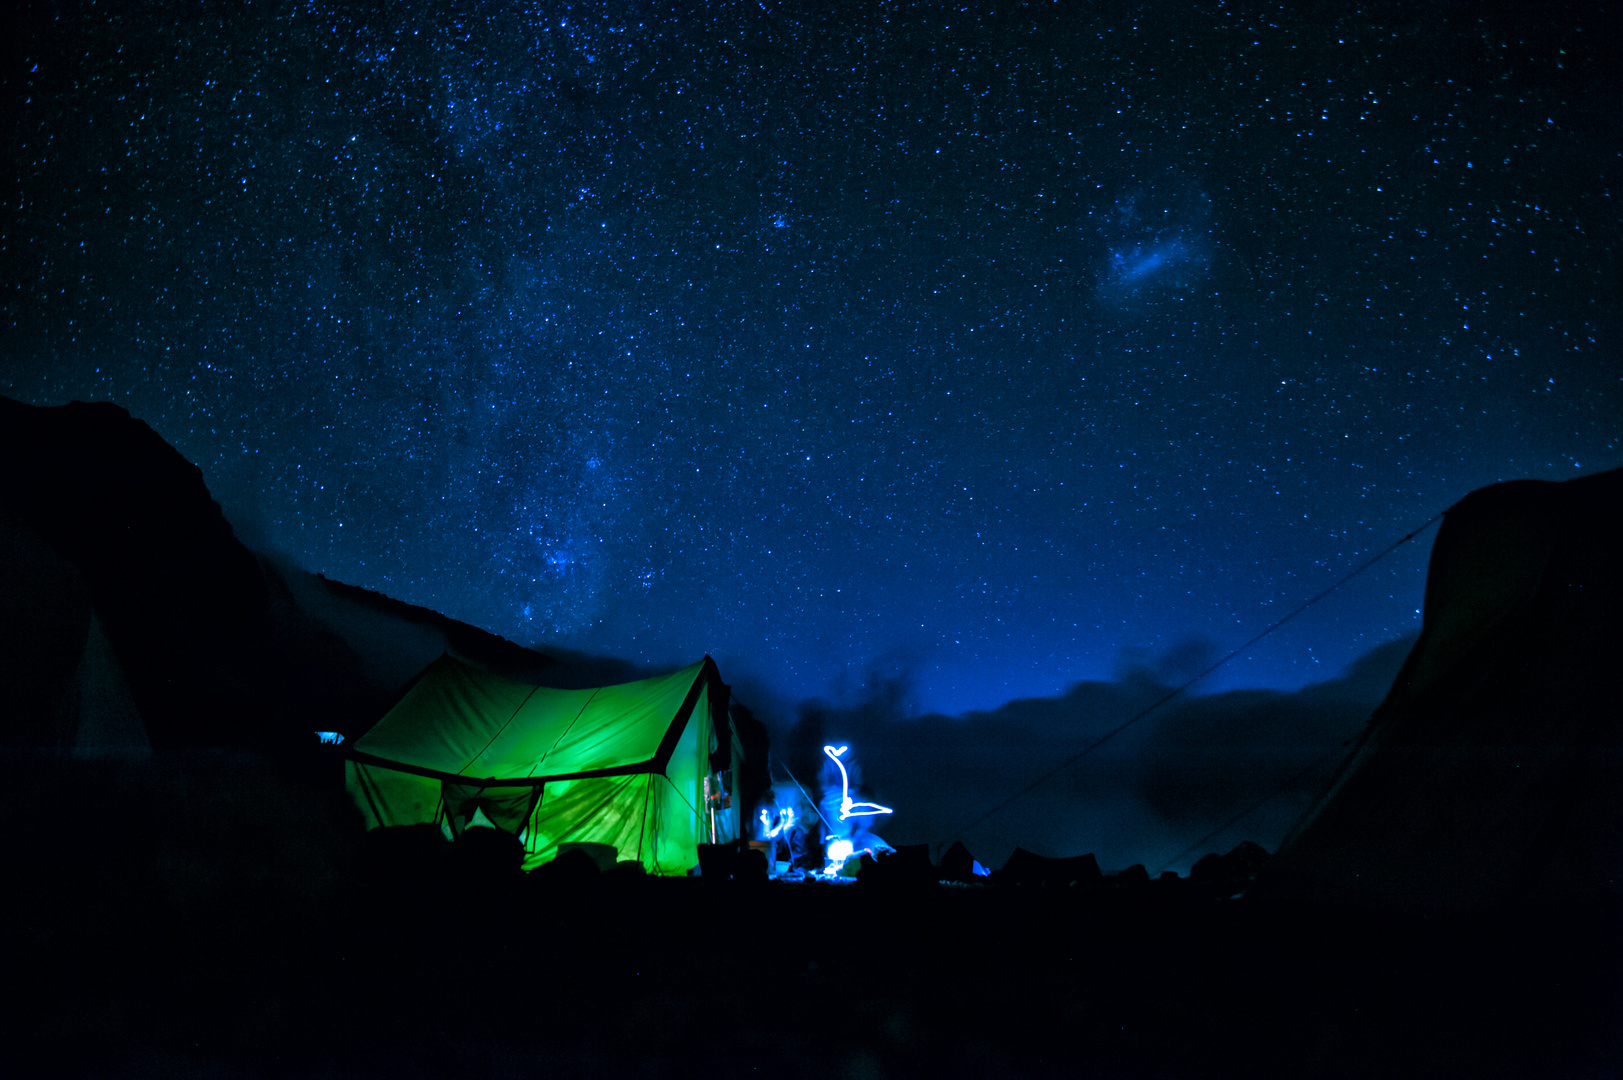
[943,510,1446,848]
[1154,734,1360,875]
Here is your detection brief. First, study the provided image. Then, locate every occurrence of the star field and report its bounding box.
[4,0,1618,715]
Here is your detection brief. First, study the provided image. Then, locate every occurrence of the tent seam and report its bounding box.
[458,682,543,779]
[339,748,661,786]
[533,688,602,777]
[650,661,713,776]
[637,775,651,867]
[354,763,386,827]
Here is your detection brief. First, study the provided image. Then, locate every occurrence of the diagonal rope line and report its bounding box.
[944,511,1444,846]
[773,759,836,833]
[1153,734,1359,875]
[662,771,699,818]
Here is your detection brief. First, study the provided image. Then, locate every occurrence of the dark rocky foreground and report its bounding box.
[2,750,1618,1080]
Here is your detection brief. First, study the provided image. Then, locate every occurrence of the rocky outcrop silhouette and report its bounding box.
[1263,467,1623,912]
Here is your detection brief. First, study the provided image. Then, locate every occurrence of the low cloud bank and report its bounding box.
[777,636,1416,874]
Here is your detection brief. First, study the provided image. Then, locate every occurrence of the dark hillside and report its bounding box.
[1265,467,1623,912]
[0,395,552,754]
[0,396,277,748]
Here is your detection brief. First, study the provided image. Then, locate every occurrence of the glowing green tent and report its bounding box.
[344,655,743,875]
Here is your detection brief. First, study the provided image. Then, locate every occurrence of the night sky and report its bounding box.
[4,0,1618,718]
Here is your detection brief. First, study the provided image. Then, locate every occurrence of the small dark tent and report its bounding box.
[344,654,744,875]
[1264,467,1623,912]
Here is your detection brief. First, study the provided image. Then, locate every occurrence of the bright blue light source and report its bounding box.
[822,836,866,877]
[315,731,344,745]
[758,807,795,838]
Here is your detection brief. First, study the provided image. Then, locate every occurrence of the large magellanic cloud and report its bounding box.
[1094,175,1215,310]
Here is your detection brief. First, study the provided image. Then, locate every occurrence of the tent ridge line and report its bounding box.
[342,747,662,787]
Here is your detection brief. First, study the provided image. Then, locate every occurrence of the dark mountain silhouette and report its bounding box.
[1263,466,1623,912]
[0,395,552,754]
[258,554,560,714]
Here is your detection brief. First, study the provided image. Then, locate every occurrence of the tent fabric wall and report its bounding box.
[1264,467,1623,912]
[344,655,739,876]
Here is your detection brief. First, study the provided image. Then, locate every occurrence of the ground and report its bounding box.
[2,751,1618,1078]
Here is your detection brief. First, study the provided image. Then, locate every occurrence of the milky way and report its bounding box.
[4,1,1617,716]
